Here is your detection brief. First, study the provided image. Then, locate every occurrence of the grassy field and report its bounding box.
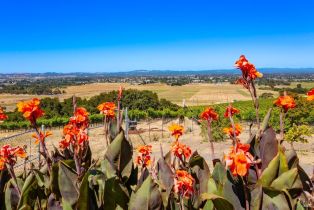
[0,82,279,110]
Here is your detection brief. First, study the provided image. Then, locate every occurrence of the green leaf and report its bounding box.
[278,149,289,175]
[189,151,211,209]
[259,127,278,171]
[286,150,299,169]
[58,161,78,206]
[103,177,129,210]
[18,174,43,209]
[258,153,280,187]
[157,156,174,207]
[201,193,234,210]
[250,186,263,210]
[261,108,272,133]
[77,170,98,210]
[5,180,19,210]
[33,169,50,189]
[262,189,291,210]
[203,200,214,210]
[222,172,245,210]
[129,176,152,210]
[62,198,74,210]
[50,163,61,199]
[271,168,300,190]
[212,162,226,194]
[129,176,162,210]
[105,130,133,181]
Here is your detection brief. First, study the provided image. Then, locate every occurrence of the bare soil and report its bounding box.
[1,118,313,176]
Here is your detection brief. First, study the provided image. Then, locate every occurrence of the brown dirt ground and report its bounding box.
[1,118,313,176]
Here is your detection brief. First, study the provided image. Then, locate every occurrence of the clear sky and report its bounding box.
[0,0,314,73]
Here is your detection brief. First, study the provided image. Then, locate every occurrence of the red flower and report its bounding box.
[171,141,192,160]
[274,95,296,112]
[169,124,184,141]
[223,124,242,137]
[224,105,240,118]
[97,102,116,119]
[200,107,219,121]
[135,145,152,167]
[224,142,254,177]
[17,98,44,124]
[59,139,70,150]
[32,131,53,144]
[174,170,194,198]
[307,88,314,101]
[235,55,263,80]
[0,145,27,170]
[0,106,8,121]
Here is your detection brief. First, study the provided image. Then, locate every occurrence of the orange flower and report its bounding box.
[224,105,240,118]
[224,142,253,177]
[59,107,89,150]
[200,107,219,121]
[60,122,89,150]
[171,141,192,160]
[0,106,8,121]
[0,144,27,170]
[135,145,152,167]
[274,95,296,112]
[169,124,184,141]
[70,107,89,126]
[17,98,44,124]
[223,124,242,137]
[174,170,194,198]
[32,131,53,144]
[235,55,263,80]
[307,88,314,101]
[97,102,116,119]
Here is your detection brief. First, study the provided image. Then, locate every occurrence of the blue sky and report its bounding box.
[0,0,314,73]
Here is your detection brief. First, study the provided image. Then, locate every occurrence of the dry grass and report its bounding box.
[0,82,278,111]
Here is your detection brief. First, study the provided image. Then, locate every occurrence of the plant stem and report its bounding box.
[207,120,215,163]
[279,111,285,142]
[249,83,260,131]
[73,150,81,176]
[180,196,185,210]
[242,177,250,210]
[228,114,237,147]
[7,164,21,196]
[34,125,51,173]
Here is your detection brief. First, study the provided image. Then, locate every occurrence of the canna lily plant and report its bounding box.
[0,57,313,210]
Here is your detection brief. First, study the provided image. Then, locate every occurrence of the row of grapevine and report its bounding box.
[0,99,306,131]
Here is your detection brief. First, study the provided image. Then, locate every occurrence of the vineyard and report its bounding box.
[1,97,312,133]
[0,55,314,210]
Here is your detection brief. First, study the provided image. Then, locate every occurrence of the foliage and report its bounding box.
[285,124,313,144]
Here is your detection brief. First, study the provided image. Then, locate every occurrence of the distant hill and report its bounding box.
[1,68,314,77]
